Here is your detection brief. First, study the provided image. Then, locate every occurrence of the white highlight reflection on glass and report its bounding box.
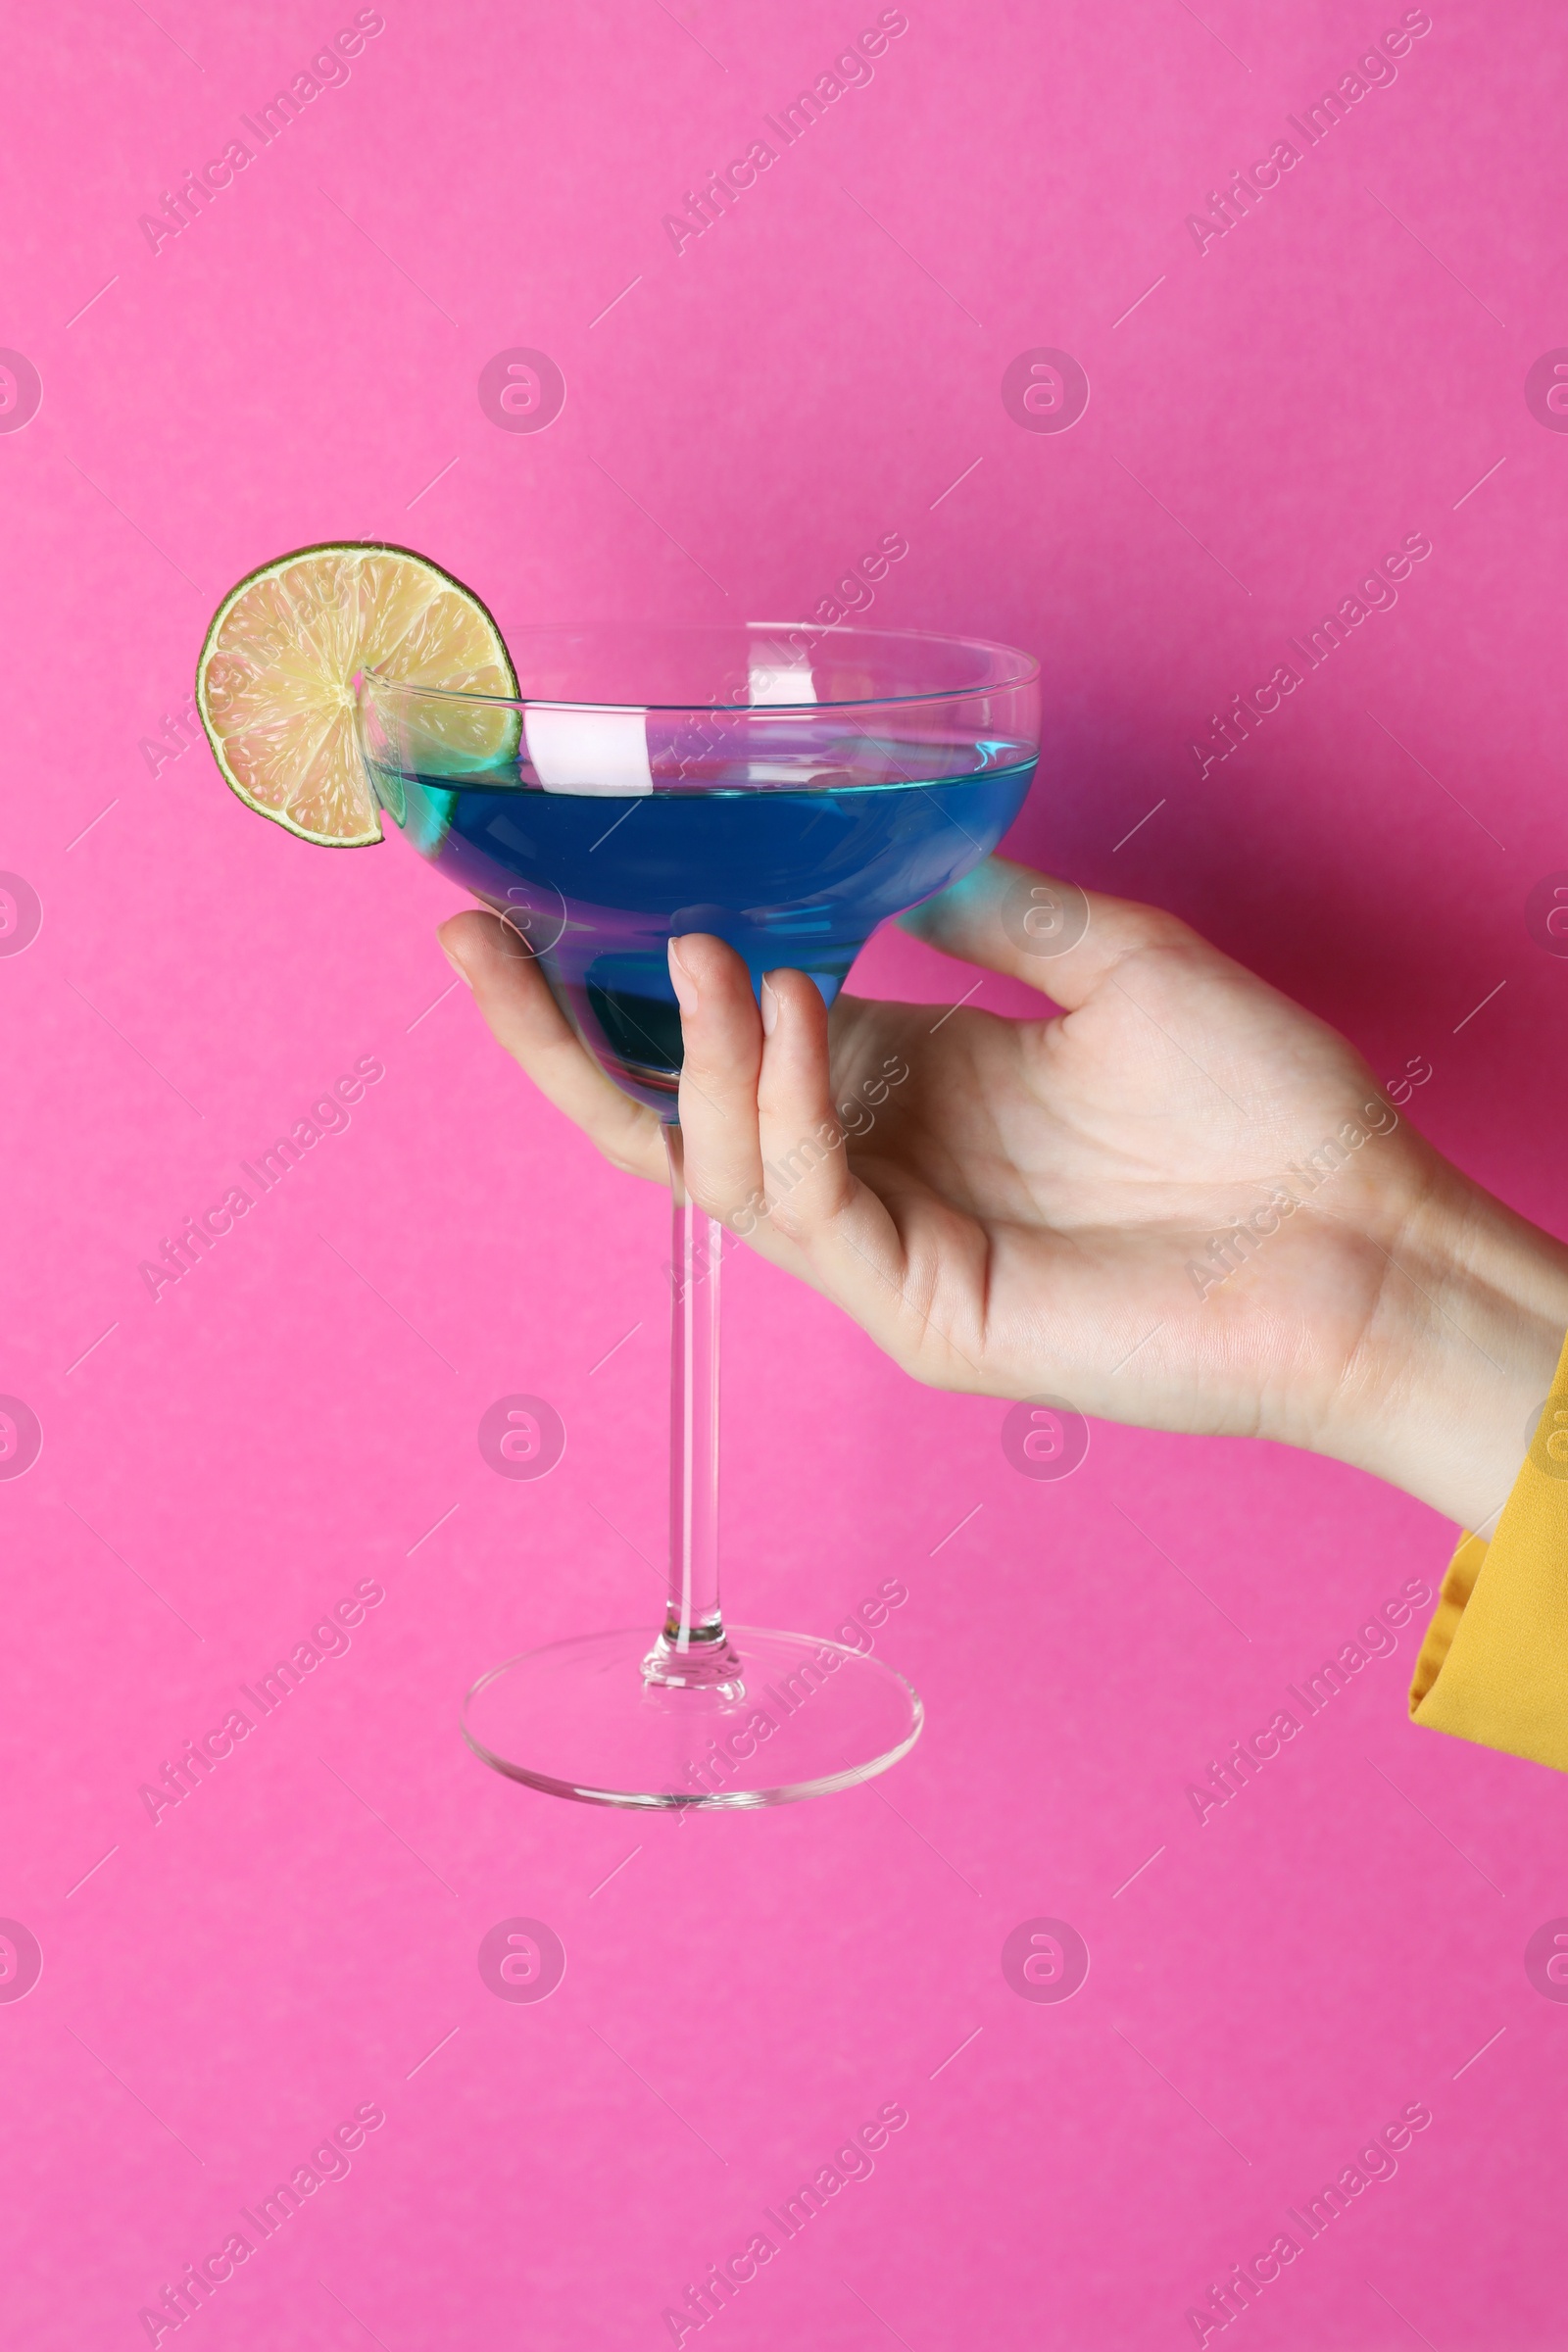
[747,651,818,706]
[525,705,654,795]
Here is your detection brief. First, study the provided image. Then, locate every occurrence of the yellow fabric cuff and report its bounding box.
[1410,1327,1568,1767]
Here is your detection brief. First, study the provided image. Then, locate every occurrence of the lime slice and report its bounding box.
[195,542,517,847]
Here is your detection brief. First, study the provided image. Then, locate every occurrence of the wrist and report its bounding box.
[1334,1153,1568,1533]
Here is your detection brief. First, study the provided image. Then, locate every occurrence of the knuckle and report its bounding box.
[723,1189,768,1238]
[1124,907,1197,956]
[766,1196,809,1245]
[679,1071,753,1125]
[686,1168,742,1219]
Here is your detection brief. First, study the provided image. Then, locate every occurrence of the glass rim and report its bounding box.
[359,619,1040,717]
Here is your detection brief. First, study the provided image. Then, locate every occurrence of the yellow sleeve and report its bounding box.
[1410,1331,1568,1768]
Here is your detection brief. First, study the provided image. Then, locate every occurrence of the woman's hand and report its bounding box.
[438,858,1568,1535]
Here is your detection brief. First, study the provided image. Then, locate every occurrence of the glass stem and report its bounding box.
[648,1129,739,1686]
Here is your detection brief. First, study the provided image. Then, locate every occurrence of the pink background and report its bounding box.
[3,1,1566,2343]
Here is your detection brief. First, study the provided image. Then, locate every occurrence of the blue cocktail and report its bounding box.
[367,759,1034,1111]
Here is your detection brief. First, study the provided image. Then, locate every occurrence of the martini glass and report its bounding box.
[357,623,1040,1807]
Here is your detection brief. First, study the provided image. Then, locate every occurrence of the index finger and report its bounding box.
[437,910,668,1184]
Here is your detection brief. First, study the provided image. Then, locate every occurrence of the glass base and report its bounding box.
[462,1626,922,1809]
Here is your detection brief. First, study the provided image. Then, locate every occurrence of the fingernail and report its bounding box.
[760,975,780,1036]
[667,936,699,1012]
[440,937,473,989]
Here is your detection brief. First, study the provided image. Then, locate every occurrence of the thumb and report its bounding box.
[898,856,1197,1013]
